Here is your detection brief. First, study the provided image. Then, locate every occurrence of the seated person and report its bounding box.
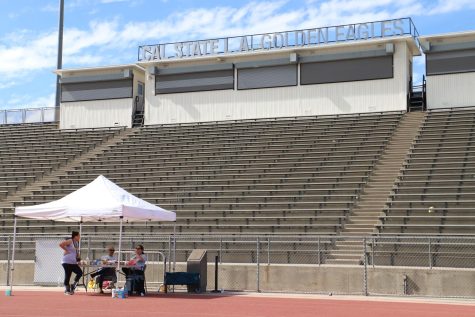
[122,244,146,277]
[90,246,116,293]
[122,245,147,296]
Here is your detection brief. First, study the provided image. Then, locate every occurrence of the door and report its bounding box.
[136,81,145,112]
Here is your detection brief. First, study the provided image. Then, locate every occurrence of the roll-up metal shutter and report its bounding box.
[426,48,475,76]
[156,69,234,94]
[300,55,393,85]
[61,79,133,102]
[237,64,297,90]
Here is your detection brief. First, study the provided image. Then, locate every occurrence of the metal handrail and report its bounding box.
[0,107,57,125]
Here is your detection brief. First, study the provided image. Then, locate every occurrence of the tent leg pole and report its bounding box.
[78,220,82,254]
[9,216,17,295]
[117,217,124,289]
[173,224,176,272]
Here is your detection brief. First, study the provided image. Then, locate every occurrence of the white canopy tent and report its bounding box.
[10,175,176,293]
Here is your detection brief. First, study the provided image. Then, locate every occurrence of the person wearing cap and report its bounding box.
[91,246,117,293]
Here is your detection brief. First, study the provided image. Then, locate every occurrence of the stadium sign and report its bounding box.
[138,18,418,61]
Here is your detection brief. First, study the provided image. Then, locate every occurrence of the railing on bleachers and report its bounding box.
[0,107,58,125]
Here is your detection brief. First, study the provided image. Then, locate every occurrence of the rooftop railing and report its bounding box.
[0,107,58,125]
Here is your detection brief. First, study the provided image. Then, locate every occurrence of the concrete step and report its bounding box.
[328,250,363,257]
[363,189,394,193]
[326,252,363,259]
[333,240,363,245]
[337,231,376,236]
[332,246,364,251]
[370,174,397,182]
[327,111,425,263]
[347,215,381,220]
[361,190,390,194]
[347,219,380,224]
[325,258,361,265]
[364,182,396,185]
[358,196,391,200]
[342,225,375,231]
[350,210,383,214]
[358,195,390,199]
[355,205,387,209]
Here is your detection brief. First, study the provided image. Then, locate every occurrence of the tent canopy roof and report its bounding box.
[14,175,176,223]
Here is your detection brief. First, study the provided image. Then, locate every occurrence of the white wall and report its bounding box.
[145,42,410,125]
[60,98,133,129]
[427,72,475,109]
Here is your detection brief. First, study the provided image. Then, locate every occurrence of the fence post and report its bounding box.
[219,238,223,264]
[86,237,91,260]
[172,235,176,272]
[7,236,11,286]
[256,237,260,292]
[363,237,368,296]
[428,237,432,269]
[267,237,270,265]
[317,237,322,266]
[372,237,375,268]
[167,235,172,272]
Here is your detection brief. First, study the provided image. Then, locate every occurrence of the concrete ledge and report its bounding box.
[2,261,474,298]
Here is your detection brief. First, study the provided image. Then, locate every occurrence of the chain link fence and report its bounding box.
[365,236,475,297]
[0,234,474,298]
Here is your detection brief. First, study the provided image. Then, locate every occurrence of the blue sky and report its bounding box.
[1,0,475,110]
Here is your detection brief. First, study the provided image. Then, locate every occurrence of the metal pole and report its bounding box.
[267,237,270,265]
[219,238,223,264]
[172,224,176,273]
[167,235,172,272]
[256,237,260,292]
[428,237,432,269]
[211,255,220,293]
[116,217,124,289]
[162,253,167,288]
[172,234,176,272]
[6,236,11,286]
[363,238,368,296]
[55,0,64,110]
[78,220,82,253]
[9,216,18,294]
[317,236,321,266]
[372,237,375,268]
[87,236,91,261]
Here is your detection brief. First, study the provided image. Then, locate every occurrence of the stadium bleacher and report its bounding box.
[380,108,475,235]
[372,108,475,267]
[1,108,474,264]
[0,123,122,199]
[0,111,402,261]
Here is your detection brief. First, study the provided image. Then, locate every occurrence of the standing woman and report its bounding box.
[59,231,83,295]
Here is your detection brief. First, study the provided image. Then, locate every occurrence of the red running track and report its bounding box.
[0,292,473,317]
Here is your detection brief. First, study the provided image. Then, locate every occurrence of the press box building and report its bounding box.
[55,18,475,129]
